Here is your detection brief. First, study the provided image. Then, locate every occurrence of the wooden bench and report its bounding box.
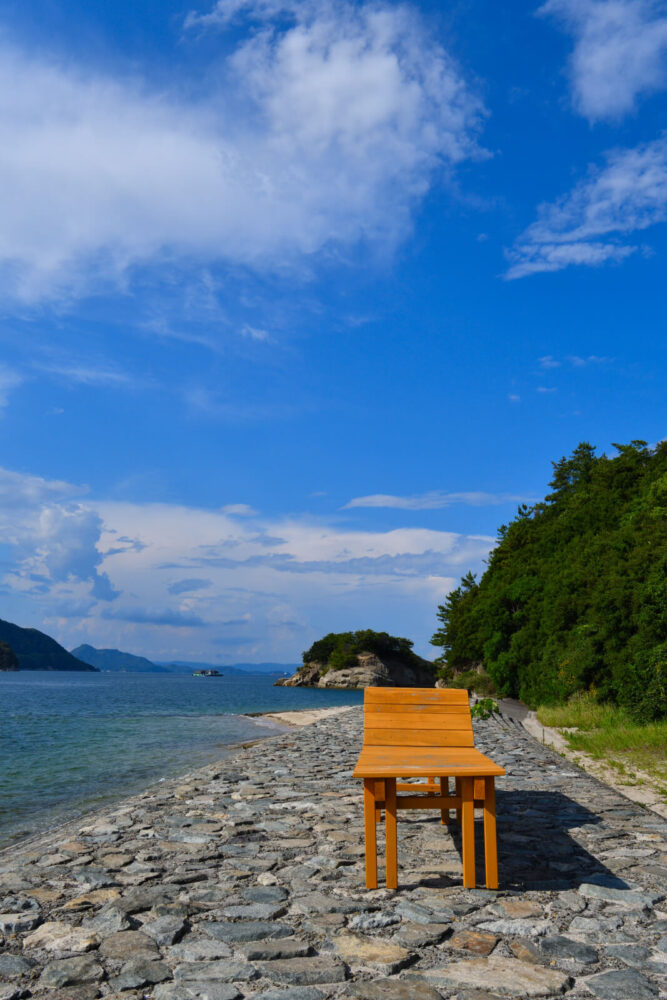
[352,687,505,890]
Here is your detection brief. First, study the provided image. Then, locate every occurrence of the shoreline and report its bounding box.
[1,706,665,1000]
[245,705,356,728]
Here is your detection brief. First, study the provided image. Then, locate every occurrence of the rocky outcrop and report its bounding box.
[276,651,436,689]
[0,640,18,671]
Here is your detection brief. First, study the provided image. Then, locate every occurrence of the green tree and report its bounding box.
[431,440,667,718]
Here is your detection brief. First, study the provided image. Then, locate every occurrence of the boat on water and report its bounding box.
[192,669,223,677]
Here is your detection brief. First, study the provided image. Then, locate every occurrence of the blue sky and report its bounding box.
[0,0,665,663]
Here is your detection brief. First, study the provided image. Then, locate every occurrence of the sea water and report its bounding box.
[0,671,362,847]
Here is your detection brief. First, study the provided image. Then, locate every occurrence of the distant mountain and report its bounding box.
[71,644,168,673]
[0,619,96,671]
[159,660,298,676]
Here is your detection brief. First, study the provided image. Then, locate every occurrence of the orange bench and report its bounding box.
[352,687,505,890]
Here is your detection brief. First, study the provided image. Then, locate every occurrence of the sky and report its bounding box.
[0,0,665,664]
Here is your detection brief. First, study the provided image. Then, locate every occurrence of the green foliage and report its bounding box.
[302,629,428,672]
[0,618,96,671]
[432,440,667,720]
[437,665,497,696]
[537,692,667,791]
[471,698,498,720]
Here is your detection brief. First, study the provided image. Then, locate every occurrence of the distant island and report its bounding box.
[72,644,169,673]
[277,629,436,689]
[0,619,95,671]
[159,660,297,676]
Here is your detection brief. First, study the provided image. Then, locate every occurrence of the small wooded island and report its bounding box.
[275,629,437,688]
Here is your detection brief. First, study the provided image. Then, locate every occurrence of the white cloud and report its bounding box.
[343,491,531,510]
[240,325,271,342]
[538,355,561,369]
[221,503,258,516]
[0,465,496,659]
[0,1,483,303]
[507,135,667,277]
[0,467,117,601]
[36,362,137,387]
[540,0,667,120]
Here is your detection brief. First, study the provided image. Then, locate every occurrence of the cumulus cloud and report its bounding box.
[506,135,667,277]
[540,0,667,120]
[0,469,498,658]
[0,0,484,303]
[344,491,532,510]
[0,467,118,601]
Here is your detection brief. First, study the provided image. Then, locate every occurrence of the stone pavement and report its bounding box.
[1,707,666,1000]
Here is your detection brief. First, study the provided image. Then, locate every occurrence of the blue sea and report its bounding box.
[0,671,362,848]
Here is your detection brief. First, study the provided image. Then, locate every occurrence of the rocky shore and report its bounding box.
[1,707,666,1000]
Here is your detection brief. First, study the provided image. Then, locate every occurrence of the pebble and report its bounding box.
[0,706,665,999]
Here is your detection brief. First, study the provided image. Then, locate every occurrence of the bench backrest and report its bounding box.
[363,686,473,748]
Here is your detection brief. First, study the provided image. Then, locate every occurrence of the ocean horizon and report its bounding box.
[0,670,363,848]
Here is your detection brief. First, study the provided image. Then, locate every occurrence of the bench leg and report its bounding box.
[483,776,498,889]
[363,778,378,889]
[455,777,462,825]
[439,777,449,824]
[461,777,475,889]
[385,777,398,890]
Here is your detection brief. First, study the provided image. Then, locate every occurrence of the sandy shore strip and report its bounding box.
[248,706,357,728]
[1,705,665,1000]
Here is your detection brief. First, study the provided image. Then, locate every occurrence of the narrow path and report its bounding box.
[0,707,665,1000]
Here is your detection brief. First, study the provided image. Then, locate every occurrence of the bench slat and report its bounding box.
[365,712,472,731]
[364,688,469,705]
[364,703,471,716]
[364,729,475,747]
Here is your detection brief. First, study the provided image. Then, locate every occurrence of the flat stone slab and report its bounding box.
[578,883,663,908]
[421,955,572,996]
[447,928,500,955]
[173,959,258,982]
[39,955,105,988]
[155,984,242,1000]
[240,938,312,960]
[333,932,413,972]
[393,922,451,948]
[203,920,294,942]
[478,918,553,937]
[98,928,159,960]
[253,990,326,1000]
[584,969,658,1000]
[540,934,598,965]
[23,920,99,955]
[258,956,349,984]
[345,978,444,1000]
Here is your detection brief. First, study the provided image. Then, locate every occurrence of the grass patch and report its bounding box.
[537,692,667,798]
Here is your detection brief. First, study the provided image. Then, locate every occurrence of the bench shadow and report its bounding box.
[400,788,631,892]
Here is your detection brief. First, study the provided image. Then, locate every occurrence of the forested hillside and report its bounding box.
[0,619,95,671]
[432,441,667,718]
